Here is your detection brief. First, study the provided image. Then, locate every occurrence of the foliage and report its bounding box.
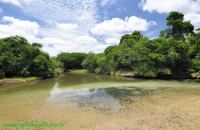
[51,57,64,77]
[187,28,200,78]
[82,53,98,73]
[0,36,54,78]
[82,53,110,74]
[120,31,143,45]
[0,11,199,80]
[159,28,170,38]
[165,11,194,39]
[82,12,199,79]
[57,52,87,71]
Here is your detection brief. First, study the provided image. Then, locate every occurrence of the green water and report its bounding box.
[0,73,200,130]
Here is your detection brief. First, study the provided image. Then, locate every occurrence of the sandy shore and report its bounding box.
[1,88,200,130]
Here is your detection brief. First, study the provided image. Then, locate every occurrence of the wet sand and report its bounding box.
[1,88,200,130]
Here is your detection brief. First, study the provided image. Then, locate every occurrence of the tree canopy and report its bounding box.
[57,52,87,71]
[0,36,54,78]
[160,11,194,39]
[82,12,200,79]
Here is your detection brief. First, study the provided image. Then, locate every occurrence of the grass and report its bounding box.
[0,77,39,86]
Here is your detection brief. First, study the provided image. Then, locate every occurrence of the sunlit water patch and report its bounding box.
[47,83,122,110]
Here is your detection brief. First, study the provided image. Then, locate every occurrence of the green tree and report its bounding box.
[51,57,64,77]
[57,52,87,71]
[166,11,194,39]
[0,36,54,78]
[159,28,170,38]
[29,53,54,78]
[82,53,98,73]
[120,31,143,45]
[187,28,200,78]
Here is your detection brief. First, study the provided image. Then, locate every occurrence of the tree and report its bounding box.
[166,11,194,39]
[51,57,64,77]
[82,53,98,73]
[57,52,87,71]
[159,28,170,38]
[0,36,54,78]
[187,28,200,78]
[95,54,110,74]
[29,53,54,78]
[120,31,143,45]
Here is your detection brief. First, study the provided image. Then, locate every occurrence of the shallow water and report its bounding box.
[0,73,200,130]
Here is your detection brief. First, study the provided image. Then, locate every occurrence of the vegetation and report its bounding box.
[0,77,39,86]
[82,12,200,79]
[51,57,64,77]
[0,11,199,80]
[160,11,194,39]
[57,52,87,71]
[0,36,54,78]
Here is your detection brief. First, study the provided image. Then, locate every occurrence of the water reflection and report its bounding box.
[48,83,122,110]
[47,83,155,111]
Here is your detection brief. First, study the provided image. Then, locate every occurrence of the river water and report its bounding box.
[0,73,200,130]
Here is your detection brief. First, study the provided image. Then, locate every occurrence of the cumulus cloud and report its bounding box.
[185,13,200,27]
[105,38,120,45]
[56,23,79,31]
[0,16,39,42]
[140,0,200,14]
[139,0,200,27]
[0,16,109,56]
[91,16,156,40]
[0,0,20,6]
[0,0,155,56]
[40,25,108,56]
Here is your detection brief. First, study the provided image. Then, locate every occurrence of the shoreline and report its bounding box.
[68,70,200,82]
[0,70,199,88]
[0,77,40,87]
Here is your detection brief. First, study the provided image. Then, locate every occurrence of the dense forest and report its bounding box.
[82,12,200,79]
[0,12,199,79]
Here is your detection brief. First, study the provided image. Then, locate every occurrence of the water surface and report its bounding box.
[0,73,200,130]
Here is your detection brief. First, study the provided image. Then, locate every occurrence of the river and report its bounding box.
[0,72,200,130]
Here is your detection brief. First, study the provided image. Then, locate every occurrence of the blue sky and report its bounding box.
[0,0,200,56]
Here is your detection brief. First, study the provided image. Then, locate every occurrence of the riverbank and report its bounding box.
[68,69,89,74]
[105,70,199,81]
[0,77,40,86]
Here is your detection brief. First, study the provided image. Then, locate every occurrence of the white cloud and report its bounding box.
[56,23,79,31]
[17,0,98,28]
[101,0,117,7]
[0,1,156,56]
[91,16,156,47]
[140,0,200,14]
[139,0,200,27]
[91,16,156,38]
[0,0,20,6]
[0,16,107,56]
[75,36,97,45]
[40,26,106,56]
[0,16,39,42]
[105,38,120,45]
[185,13,200,27]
